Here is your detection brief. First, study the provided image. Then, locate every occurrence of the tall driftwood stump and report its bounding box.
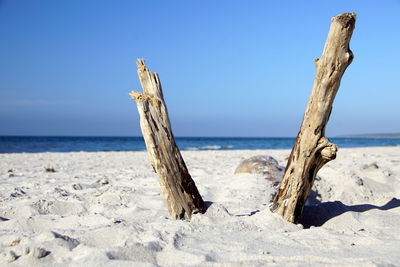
[130,59,205,220]
[272,13,356,223]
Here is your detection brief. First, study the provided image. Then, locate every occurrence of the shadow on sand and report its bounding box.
[300,197,400,228]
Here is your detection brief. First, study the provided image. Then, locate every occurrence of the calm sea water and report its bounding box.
[0,136,399,153]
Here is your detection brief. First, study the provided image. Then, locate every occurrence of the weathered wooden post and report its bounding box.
[130,59,206,220]
[272,13,356,223]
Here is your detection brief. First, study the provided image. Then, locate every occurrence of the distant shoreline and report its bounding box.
[336,133,400,138]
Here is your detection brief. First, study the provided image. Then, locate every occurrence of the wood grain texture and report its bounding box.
[130,59,205,220]
[272,13,356,223]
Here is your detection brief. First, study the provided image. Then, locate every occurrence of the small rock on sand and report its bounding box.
[23,247,30,255]
[4,250,18,263]
[31,247,50,258]
[2,238,21,247]
[234,155,284,181]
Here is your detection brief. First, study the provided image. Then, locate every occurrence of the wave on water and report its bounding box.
[185,145,234,151]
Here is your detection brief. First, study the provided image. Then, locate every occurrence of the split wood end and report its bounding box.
[332,12,356,28]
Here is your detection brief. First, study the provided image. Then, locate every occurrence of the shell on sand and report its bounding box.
[234,155,285,182]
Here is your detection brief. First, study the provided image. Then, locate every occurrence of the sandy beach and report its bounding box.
[1,146,399,266]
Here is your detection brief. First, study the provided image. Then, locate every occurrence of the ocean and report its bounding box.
[0,136,399,153]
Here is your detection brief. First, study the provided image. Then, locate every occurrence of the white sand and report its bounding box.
[1,146,399,266]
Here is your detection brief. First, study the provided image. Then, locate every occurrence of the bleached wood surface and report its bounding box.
[272,13,356,223]
[130,59,205,220]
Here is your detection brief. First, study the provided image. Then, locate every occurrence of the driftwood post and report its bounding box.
[130,59,206,220]
[272,13,356,223]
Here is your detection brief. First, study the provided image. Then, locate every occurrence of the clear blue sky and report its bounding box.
[1,0,399,137]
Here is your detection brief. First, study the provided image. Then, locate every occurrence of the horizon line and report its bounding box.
[1,133,399,138]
